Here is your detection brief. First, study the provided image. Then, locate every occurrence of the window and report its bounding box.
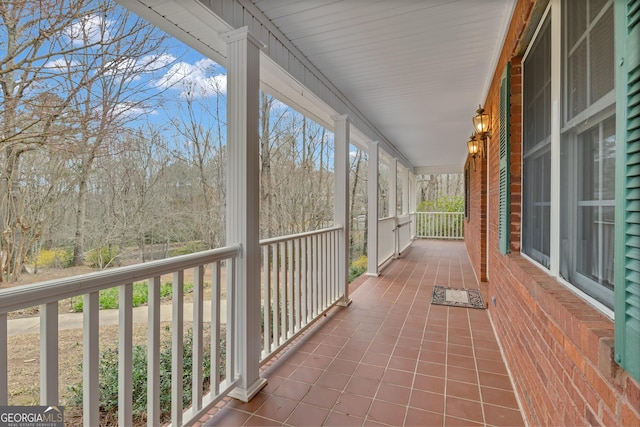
[522,0,616,309]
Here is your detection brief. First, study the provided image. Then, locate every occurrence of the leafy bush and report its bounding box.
[169,241,207,257]
[34,248,73,268]
[68,328,222,425]
[86,246,120,268]
[349,255,368,282]
[418,195,464,213]
[71,282,194,312]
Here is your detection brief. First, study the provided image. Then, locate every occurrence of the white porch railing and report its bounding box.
[415,212,465,240]
[0,246,240,427]
[259,226,343,363]
[0,226,349,426]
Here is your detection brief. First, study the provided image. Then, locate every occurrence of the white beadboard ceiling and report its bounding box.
[121,0,516,173]
[252,0,515,172]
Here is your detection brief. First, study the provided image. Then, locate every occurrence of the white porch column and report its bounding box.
[367,141,379,276]
[333,114,352,306]
[224,27,267,402]
[401,166,409,215]
[409,172,417,238]
[389,158,397,217]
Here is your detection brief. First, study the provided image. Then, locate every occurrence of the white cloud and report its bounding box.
[44,58,81,70]
[155,58,226,98]
[138,53,176,72]
[111,102,156,119]
[65,14,107,46]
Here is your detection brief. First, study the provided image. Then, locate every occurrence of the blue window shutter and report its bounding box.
[499,63,511,255]
[614,0,640,382]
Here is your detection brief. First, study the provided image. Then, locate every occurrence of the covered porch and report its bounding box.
[202,240,524,427]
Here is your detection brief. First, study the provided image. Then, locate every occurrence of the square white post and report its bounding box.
[367,141,379,276]
[333,114,352,306]
[389,158,397,218]
[388,158,398,256]
[224,27,267,402]
[409,172,417,238]
[401,166,409,216]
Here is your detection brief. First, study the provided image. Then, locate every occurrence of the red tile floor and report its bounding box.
[200,240,526,426]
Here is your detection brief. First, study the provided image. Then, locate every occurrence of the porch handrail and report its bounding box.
[0,246,240,314]
[259,225,342,246]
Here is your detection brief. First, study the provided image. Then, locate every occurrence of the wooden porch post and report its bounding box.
[224,27,267,402]
[367,141,379,276]
[389,158,397,218]
[333,114,352,306]
[401,166,410,216]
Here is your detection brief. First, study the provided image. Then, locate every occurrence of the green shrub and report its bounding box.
[349,255,368,282]
[68,328,223,425]
[71,282,194,312]
[86,246,120,268]
[417,195,464,213]
[34,248,73,268]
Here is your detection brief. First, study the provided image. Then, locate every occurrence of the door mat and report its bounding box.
[431,286,486,309]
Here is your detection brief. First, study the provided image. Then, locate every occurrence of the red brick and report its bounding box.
[547,318,565,347]
[621,402,640,427]
[571,369,600,414]
[584,363,617,412]
[600,401,617,427]
[563,336,586,373]
[627,375,640,413]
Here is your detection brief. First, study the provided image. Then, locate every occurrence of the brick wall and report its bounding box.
[465,0,640,425]
[463,156,486,284]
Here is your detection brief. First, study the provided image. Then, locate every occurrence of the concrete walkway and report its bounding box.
[7,301,228,336]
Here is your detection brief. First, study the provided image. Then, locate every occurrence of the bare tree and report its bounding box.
[0,0,109,279]
[57,1,173,266]
[168,72,227,249]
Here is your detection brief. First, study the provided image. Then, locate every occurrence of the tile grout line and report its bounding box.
[468,305,488,427]
[402,248,430,427]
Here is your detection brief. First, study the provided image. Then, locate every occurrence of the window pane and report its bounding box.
[564,0,614,121]
[560,116,615,309]
[602,117,616,199]
[590,0,608,23]
[579,126,599,201]
[567,40,587,120]
[523,150,551,267]
[524,16,551,152]
[590,6,614,103]
[566,0,586,48]
[575,205,614,300]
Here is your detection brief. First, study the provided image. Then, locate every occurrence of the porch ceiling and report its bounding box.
[121,0,515,173]
[252,0,515,173]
